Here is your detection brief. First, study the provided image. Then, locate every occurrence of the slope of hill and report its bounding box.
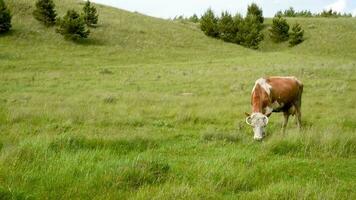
[1,0,356,199]
[4,0,253,67]
[260,17,356,59]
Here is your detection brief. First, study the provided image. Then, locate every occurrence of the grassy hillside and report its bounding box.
[260,17,356,59]
[1,0,356,199]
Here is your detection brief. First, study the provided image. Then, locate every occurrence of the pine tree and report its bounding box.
[247,3,264,23]
[289,23,304,46]
[217,11,235,42]
[83,0,98,26]
[200,8,219,38]
[33,0,57,26]
[269,16,290,42]
[284,7,296,17]
[0,0,11,33]
[236,15,264,49]
[57,10,90,40]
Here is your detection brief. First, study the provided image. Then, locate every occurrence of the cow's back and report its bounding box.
[266,77,302,104]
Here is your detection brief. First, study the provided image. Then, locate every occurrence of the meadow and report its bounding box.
[1,0,356,199]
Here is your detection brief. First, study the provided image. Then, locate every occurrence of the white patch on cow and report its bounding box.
[271,101,283,109]
[252,78,272,95]
[265,106,273,115]
[250,112,268,127]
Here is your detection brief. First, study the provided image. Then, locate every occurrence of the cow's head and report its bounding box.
[245,112,269,141]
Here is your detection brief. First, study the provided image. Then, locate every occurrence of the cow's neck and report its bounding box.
[251,84,271,115]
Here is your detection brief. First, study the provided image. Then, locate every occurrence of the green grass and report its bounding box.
[1,0,356,199]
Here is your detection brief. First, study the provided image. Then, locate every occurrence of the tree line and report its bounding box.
[0,0,99,41]
[276,7,353,18]
[199,4,265,49]
[197,4,304,49]
[173,7,354,23]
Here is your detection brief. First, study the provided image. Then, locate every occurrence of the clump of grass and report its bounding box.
[268,140,303,156]
[0,186,32,200]
[202,128,240,143]
[152,120,173,128]
[118,160,170,189]
[307,24,316,29]
[174,112,217,126]
[342,119,356,130]
[266,129,356,158]
[2,139,47,168]
[0,107,7,124]
[214,173,256,193]
[99,68,113,75]
[49,135,157,154]
[103,96,116,104]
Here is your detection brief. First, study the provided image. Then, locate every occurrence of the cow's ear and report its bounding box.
[244,112,250,117]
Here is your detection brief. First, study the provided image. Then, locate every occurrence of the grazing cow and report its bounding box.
[245,76,303,140]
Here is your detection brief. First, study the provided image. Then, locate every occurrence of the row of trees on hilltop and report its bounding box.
[276,7,353,18]
[200,3,265,49]
[0,0,99,41]
[199,4,304,49]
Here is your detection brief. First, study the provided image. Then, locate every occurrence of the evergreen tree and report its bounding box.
[200,8,219,38]
[33,0,57,26]
[247,3,264,23]
[269,16,290,42]
[275,10,283,17]
[83,0,98,26]
[217,11,235,42]
[289,23,304,46]
[236,15,264,49]
[188,14,199,23]
[57,10,90,40]
[0,0,11,33]
[284,7,296,17]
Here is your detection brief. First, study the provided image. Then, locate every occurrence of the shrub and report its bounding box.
[33,0,57,26]
[200,8,219,38]
[217,11,236,42]
[247,3,264,23]
[0,0,11,33]
[289,23,304,46]
[269,16,290,43]
[57,10,90,40]
[236,14,264,49]
[83,0,98,27]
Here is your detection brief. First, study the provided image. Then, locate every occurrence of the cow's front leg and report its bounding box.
[282,112,289,133]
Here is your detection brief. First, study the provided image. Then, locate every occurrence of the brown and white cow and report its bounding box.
[245,76,303,140]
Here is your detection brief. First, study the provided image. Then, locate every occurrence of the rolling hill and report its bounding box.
[0,0,356,199]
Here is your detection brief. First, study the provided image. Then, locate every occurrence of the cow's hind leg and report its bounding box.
[295,106,302,130]
[293,100,302,130]
[296,84,303,130]
[282,112,290,133]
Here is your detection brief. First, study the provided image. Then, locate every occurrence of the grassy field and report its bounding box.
[1,0,356,199]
